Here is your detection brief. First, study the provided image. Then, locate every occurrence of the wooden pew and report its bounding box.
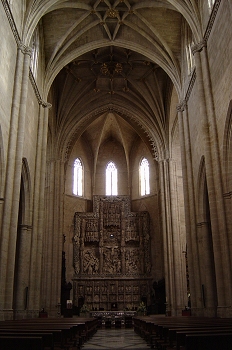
[0,324,72,349]
[0,320,84,349]
[175,329,232,350]
[184,333,232,350]
[0,331,53,349]
[0,335,43,350]
[133,315,232,350]
[0,317,98,349]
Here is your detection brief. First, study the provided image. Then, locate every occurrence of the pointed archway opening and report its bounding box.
[13,177,28,318]
[13,159,31,319]
[197,159,217,316]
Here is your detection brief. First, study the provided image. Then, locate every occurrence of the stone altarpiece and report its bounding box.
[73,195,152,311]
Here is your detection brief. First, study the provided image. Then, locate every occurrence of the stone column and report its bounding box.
[42,158,65,315]
[168,158,188,314]
[158,159,176,315]
[177,101,202,314]
[192,41,231,314]
[0,43,32,318]
[99,201,104,273]
[52,159,65,314]
[34,103,50,312]
[42,159,55,311]
[28,102,50,316]
[0,198,4,240]
[201,45,232,301]
[14,224,32,316]
[121,201,126,274]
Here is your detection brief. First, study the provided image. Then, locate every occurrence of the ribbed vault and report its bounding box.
[23,0,202,165]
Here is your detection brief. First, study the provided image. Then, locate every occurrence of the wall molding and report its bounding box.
[1,0,20,46]
[204,0,222,41]
[183,0,221,103]
[1,0,50,107]
[29,69,52,108]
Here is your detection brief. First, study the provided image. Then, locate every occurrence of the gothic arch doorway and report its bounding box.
[196,158,217,316]
[13,160,31,318]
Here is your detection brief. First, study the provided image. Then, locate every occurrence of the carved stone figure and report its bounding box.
[73,196,152,309]
[83,250,99,274]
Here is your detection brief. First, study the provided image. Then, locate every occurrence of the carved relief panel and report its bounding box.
[73,195,152,309]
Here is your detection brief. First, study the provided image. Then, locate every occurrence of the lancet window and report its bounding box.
[140,157,150,196]
[73,158,83,196]
[106,161,118,195]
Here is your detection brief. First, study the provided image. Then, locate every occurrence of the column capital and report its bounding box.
[191,40,207,55]
[223,191,232,200]
[176,100,187,113]
[18,42,33,56]
[40,100,52,109]
[29,69,52,108]
[158,157,170,164]
[196,222,209,228]
[19,224,33,231]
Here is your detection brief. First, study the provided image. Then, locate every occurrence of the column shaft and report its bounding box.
[158,159,176,314]
[168,158,188,313]
[0,47,24,312]
[201,46,232,305]
[179,103,203,312]
[0,45,31,313]
[28,103,50,314]
[193,45,226,308]
[14,225,32,313]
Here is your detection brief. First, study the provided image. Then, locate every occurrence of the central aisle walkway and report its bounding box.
[82,328,150,350]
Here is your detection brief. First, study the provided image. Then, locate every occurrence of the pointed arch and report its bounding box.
[196,156,217,314]
[21,157,32,225]
[223,100,232,193]
[197,156,208,222]
[13,158,32,314]
[0,125,5,198]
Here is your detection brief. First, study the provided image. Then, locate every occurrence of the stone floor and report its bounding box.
[82,328,150,349]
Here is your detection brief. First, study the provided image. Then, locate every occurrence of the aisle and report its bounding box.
[82,328,150,350]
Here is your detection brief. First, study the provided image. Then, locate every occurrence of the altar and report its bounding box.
[73,195,152,311]
[90,310,136,328]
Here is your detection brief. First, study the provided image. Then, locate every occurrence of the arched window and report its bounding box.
[184,23,195,75]
[106,161,117,195]
[73,158,83,196]
[186,42,195,75]
[30,27,39,80]
[140,157,150,196]
[208,0,215,12]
